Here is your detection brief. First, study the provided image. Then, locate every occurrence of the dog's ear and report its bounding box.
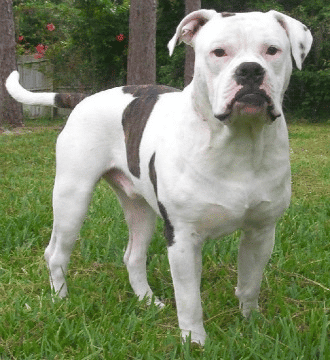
[268,10,313,70]
[168,9,217,56]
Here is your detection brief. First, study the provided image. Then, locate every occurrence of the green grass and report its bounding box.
[0,120,329,359]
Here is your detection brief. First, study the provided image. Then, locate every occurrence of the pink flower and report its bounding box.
[36,44,45,54]
[116,34,125,42]
[47,23,55,31]
[34,44,48,59]
[18,36,24,42]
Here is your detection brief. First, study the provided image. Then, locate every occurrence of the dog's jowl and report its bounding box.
[6,9,312,345]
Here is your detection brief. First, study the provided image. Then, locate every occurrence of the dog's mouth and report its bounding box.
[236,90,269,107]
[215,88,281,122]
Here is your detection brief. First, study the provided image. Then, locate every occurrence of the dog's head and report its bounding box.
[168,10,313,124]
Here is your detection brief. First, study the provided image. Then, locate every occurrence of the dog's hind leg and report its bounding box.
[122,196,160,306]
[104,174,161,306]
[45,178,95,297]
[44,130,106,298]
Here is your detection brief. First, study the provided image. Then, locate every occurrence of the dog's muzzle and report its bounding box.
[215,62,281,122]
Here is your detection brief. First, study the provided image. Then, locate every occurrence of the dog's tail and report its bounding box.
[6,71,87,109]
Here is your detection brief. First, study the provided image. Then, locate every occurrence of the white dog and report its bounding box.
[6,9,312,345]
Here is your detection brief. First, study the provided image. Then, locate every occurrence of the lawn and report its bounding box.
[0,119,329,359]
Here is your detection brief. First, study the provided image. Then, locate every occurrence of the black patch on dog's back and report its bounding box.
[54,93,87,109]
[122,85,180,178]
[148,152,175,246]
[222,12,236,17]
[123,85,179,98]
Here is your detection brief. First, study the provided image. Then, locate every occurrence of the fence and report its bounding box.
[17,55,70,118]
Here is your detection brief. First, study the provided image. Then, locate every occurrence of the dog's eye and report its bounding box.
[213,48,226,57]
[266,46,279,56]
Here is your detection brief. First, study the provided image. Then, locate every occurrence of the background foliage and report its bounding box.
[13,0,330,119]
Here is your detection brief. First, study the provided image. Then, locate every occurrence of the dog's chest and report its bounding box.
[169,168,290,239]
[153,119,291,239]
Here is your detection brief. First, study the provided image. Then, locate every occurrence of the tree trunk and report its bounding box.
[0,0,23,128]
[184,0,201,87]
[127,0,156,85]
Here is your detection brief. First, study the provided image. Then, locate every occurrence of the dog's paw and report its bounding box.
[181,329,206,346]
[50,290,67,304]
[235,287,259,318]
[140,294,165,309]
[239,300,259,318]
[154,298,166,309]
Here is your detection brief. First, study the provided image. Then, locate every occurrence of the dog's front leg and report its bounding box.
[235,225,276,317]
[167,231,206,345]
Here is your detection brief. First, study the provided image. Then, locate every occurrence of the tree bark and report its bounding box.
[0,0,23,127]
[127,0,156,85]
[184,0,201,87]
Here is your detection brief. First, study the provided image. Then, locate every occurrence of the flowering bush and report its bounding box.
[14,0,132,91]
[16,20,55,59]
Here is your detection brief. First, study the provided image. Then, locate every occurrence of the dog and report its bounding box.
[6,9,312,345]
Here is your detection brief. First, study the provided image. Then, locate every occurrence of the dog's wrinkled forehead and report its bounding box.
[196,12,287,49]
[168,10,313,70]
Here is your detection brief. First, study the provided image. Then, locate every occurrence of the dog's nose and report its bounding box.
[235,62,265,86]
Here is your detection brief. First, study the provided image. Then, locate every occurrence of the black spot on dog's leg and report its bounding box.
[158,201,175,246]
[149,152,174,246]
[149,152,158,197]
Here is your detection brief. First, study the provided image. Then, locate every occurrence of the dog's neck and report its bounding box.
[181,83,288,173]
